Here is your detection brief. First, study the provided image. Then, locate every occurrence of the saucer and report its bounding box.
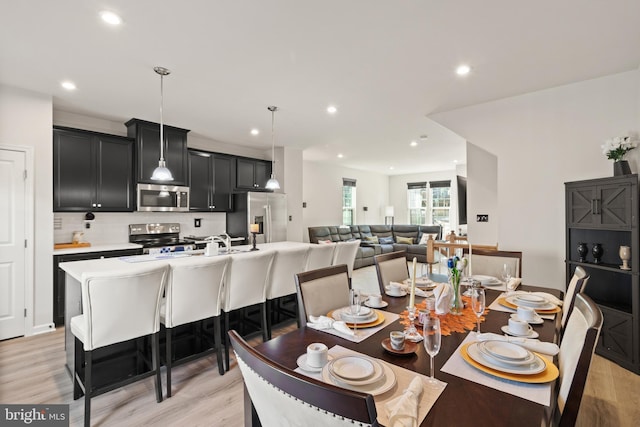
[381,338,417,355]
[385,290,407,298]
[297,353,334,373]
[365,301,388,309]
[501,325,539,339]
[510,313,544,325]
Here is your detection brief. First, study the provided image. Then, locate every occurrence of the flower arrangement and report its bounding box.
[447,256,467,314]
[601,136,637,161]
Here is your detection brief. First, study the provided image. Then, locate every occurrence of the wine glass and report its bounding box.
[470,287,486,333]
[501,263,512,285]
[422,316,441,385]
[349,289,361,335]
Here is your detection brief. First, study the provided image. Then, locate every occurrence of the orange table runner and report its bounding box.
[400,296,488,336]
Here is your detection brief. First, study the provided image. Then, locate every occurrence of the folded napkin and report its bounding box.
[476,332,559,356]
[385,376,423,427]
[432,283,452,315]
[510,290,562,306]
[390,281,429,298]
[506,278,522,290]
[307,315,355,336]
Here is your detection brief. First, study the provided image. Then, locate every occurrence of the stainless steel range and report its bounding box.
[129,223,196,254]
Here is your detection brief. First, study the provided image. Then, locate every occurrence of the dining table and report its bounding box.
[250,283,562,427]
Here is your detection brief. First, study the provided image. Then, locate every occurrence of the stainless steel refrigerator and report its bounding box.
[226,192,287,244]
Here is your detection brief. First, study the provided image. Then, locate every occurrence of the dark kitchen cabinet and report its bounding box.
[565,174,640,373]
[235,157,272,191]
[188,149,232,211]
[125,118,189,186]
[53,127,135,212]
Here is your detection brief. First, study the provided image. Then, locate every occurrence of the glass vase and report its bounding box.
[449,274,464,315]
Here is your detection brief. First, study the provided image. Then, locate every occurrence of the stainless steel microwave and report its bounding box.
[137,184,190,212]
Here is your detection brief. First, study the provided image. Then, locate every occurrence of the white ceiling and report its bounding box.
[1,1,639,175]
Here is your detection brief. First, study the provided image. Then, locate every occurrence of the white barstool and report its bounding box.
[305,243,335,271]
[331,240,360,284]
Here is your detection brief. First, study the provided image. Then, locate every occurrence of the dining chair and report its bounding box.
[295,264,351,325]
[561,266,590,329]
[222,250,275,371]
[374,251,409,294]
[264,246,309,339]
[331,240,361,284]
[70,264,169,427]
[162,256,230,397]
[305,242,336,271]
[228,330,379,426]
[463,248,522,278]
[554,292,603,427]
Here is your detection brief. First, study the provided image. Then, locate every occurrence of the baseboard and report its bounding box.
[29,322,56,336]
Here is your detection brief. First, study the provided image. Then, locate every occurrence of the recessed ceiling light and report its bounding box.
[389,166,394,170]
[100,11,122,26]
[327,105,337,114]
[61,81,76,90]
[250,129,259,136]
[453,159,458,163]
[337,154,344,158]
[410,141,418,147]
[456,64,471,76]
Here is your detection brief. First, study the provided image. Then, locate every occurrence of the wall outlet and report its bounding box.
[477,214,489,222]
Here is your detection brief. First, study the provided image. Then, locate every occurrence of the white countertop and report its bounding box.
[53,243,143,256]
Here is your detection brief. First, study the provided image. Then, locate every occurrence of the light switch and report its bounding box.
[477,214,489,222]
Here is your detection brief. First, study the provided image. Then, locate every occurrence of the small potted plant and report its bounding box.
[601,135,637,176]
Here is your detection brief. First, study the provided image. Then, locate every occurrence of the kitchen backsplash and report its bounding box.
[54,212,227,245]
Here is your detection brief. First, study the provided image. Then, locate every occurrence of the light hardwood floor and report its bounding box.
[1,265,639,426]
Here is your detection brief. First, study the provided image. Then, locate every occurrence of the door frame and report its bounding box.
[0,144,35,337]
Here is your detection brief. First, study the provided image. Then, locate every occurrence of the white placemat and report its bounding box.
[488,293,556,321]
[440,332,552,406]
[311,311,400,343]
[295,345,447,426]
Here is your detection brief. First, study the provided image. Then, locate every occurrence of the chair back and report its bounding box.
[467,248,522,278]
[224,250,275,312]
[332,240,360,278]
[295,265,350,325]
[555,293,603,427]
[164,256,230,328]
[561,266,590,328]
[374,251,409,294]
[79,264,169,350]
[305,243,336,271]
[266,246,309,300]
[228,330,378,426]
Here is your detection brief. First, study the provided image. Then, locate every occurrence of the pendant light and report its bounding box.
[265,105,280,190]
[150,66,173,181]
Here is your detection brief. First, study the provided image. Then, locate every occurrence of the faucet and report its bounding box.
[204,235,227,255]
[219,232,232,252]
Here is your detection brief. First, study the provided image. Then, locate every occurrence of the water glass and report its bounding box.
[470,287,486,333]
[423,316,441,385]
[349,289,361,334]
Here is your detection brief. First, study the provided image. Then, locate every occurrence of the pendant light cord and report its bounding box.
[159,72,165,162]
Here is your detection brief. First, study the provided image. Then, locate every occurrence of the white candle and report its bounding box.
[250,224,259,233]
[409,257,417,307]
[468,242,473,277]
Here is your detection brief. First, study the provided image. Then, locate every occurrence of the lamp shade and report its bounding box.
[150,160,173,181]
[385,206,394,217]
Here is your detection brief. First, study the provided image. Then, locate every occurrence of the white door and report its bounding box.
[0,149,26,339]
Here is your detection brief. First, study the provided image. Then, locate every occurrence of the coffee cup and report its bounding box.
[387,283,402,295]
[389,331,405,350]
[508,318,531,336]
[417,309,429,325]
[516,306,537,322]
[306,343,328,368]
[368,294,383,307]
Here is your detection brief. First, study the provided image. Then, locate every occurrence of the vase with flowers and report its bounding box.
[447,256,467,315]
[602,135,637,176]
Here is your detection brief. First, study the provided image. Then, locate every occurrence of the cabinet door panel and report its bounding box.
[96,136,134,211]
[567,186,596,226]
[53,130,95,211]
[189,151,213,211]
[254,161,269,189]
[164,127,188,185]
[135,122,161,183]
[236,158,256,189]
[597,306,633,362]
[213,155,232,211]
[600,184,633,228]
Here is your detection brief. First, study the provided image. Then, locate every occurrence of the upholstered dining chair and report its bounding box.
[70,264,169,427]
[295,264,351,326]
[228,330,378,426]
[222,250,275,371]
[464,248,522,279]
[264,246,309,339]
[561,266,590,329]
[305,242,336,271]
[162,256,230,397]
[374,251,409,294]
[331,240,361,284]
[554,293,603,427]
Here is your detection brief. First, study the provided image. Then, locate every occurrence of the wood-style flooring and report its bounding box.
[1,265,639,426]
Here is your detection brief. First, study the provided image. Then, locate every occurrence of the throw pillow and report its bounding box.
[317,239,333,245]
[378,236,394,244]
[396,236,414,244]
[418,233,438,245]
[364,235,379,244]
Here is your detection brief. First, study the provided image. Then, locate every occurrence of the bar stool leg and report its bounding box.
[213,316,224,375]
[84,351,92,427]
[152,332,163,403]
[165,328,172,398]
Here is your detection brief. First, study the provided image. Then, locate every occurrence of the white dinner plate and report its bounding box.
[510,313,544,325]
[333,308,377,324]
[477,342,536,366]
[506,296,556,311]
[479,340,529,360]
[385,290,407,298]
[329,356,375,380]
[471,275,502,286]
[323,358,396,395]
[501,325,539,339]
[327,357,384,385]
[365,301,388,309]
[296,354,334,373]
[467,342,546,375]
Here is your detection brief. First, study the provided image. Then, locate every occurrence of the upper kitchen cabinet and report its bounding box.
[235,157,272,191]
[125,118,189,186]
[53,127,135,212]
[188,149,232,211]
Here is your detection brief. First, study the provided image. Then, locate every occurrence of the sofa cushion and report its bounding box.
[370,225,393,238]
[379,236,394,244]
[396,236,414,244]
[364,235,379,244]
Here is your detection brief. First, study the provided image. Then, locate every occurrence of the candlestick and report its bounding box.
[409,257,417,307]
[250,232,259,251]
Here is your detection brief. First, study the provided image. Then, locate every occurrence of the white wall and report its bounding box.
[432,70,640,290]
[466,142,498,244]
[0,84,54,335]
[302,161,389,241]
[283,146,304,242]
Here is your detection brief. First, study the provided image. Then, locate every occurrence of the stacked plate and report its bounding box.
[467,341,546,375]
[506,294,555,311]
[471,275,502,286]
[322,355,396,395]
[332,307,377,324]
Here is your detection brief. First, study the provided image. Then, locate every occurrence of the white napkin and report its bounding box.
[385,376,423,427]
[510,290,562,306]
[390,281,429,298]
[307,315,354,336]
[476,332,559,356]
[432,283,452,315]
[506,278,521,290]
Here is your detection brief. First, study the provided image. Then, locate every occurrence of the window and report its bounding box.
[430,180,451,233]
[407,182,427,225]
[342,178,356,226]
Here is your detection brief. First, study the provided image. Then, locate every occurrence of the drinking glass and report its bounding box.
[470,287,486,333]
[501,263,512,285]
[349,289,361,335]
[422,316,441,385]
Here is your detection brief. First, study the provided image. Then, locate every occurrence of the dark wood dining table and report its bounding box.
[251,284,562,426]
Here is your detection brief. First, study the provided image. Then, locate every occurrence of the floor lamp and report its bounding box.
[384,206,394,225]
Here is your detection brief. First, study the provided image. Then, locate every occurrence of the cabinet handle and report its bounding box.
[212,205,215,209]
[92,203,97,207]
[97,203,102,208]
